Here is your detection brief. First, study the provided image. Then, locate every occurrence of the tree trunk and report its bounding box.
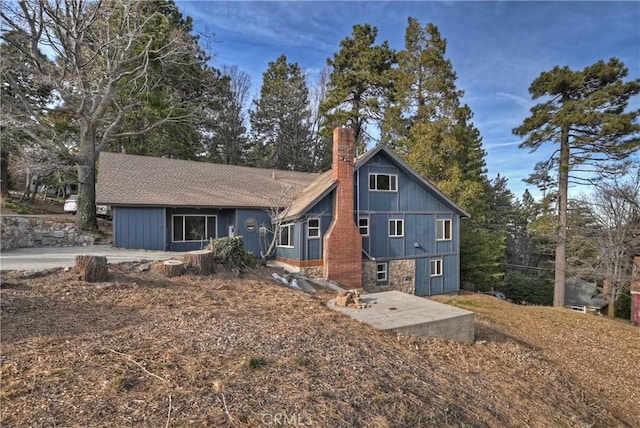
[76,122,98,231]
[0,150,8,198]
[160,260,184,277]
[184,250,215,275]
[554,124,570,308]
[75,255,108,282]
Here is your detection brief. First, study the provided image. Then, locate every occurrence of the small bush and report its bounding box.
[208,236,258,273]
[502,271,553,306]
[245,356,266,370]
[615,292,631,320]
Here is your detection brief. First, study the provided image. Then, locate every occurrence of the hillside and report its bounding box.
[1,264,638,427]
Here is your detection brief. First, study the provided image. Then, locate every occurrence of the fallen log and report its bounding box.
[183,250,215,275]
[75,255,108,283]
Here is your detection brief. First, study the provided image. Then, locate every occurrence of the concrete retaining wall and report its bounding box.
[0,215,95,250]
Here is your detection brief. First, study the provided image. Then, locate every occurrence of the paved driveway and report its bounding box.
[0,245,186,272]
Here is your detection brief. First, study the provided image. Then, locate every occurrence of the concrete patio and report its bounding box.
[328,290,475,343]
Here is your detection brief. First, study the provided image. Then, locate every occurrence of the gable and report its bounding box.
[356,146,470,217]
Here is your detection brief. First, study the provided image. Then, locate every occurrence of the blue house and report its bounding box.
[97,127,469,296]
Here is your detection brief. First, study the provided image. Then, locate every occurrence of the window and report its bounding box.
[430,259,443,277]
[368,173,397,191]
[358,218,369,236]
[437,219,452,241]
[308,218,320,238]
[278,223,295,247]
[389,219,404,237]
[376,263,387,283]
[244,217,257,232]
[173,215,217,242]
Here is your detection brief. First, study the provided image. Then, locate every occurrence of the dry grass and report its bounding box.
[1,264,638,427]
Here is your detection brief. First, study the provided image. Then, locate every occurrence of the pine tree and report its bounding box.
[320,24,396,147]
[386,18,501,289]
[203,65,251,165]
[249,54,313,171]
[513,58,640,307]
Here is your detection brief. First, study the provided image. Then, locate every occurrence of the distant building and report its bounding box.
[565,277,609,315]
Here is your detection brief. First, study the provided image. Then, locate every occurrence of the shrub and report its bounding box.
[615,292,631,320]
[502,271,553,306]
[208,236,258,273]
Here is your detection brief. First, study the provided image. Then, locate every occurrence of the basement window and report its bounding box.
[376,263,388,284]
[369,173,397,191]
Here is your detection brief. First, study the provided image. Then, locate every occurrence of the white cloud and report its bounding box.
[495,92,532,109]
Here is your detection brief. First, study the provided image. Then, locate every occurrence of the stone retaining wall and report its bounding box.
[1,215,95,250]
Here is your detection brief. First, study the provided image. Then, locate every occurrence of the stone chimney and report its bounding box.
[323,127,362,288]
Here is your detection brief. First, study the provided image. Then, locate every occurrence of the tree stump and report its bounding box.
[160,260,184,278]
[183,250,215,275]
[75,255,108,282]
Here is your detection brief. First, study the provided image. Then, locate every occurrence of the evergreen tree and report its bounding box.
[249,54,313,171]
[108,1,227,161]
[204,65,251,165]
[513,58,640,307]
[387,18,502,289]
[320,24,396,147]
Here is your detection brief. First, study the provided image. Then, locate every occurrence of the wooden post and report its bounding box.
[183,250,215,275]
[160,260,184,278]
[75,255,108,282]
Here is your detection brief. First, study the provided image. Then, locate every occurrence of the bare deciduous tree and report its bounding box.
[570,171,640,317]
[1,0,202,229]
[259,184,294,261]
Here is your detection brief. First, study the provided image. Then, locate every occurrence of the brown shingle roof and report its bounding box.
[279,170,336,221]
[96,152,319,208]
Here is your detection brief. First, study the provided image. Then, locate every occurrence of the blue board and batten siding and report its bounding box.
[236,209,273,257]
[113,206,271,255]
[355,152,463,296]
[299,195,334,262]
[113,206,166,251]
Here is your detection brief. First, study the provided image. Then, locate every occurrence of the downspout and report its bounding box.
[355,148,360,254]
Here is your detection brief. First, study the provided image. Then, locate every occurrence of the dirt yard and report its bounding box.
[1,263,638,427]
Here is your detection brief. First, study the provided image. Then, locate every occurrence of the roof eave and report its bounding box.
[279,181,338,222]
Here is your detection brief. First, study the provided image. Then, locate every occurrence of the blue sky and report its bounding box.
[175,1,640,199]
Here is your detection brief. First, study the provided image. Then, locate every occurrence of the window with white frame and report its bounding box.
[358,217,369,236]
[437,218,452,241]
[308,218,320,238]
[430,258,443,277]
[278,223,295,247]
[369,173,398,191]
[376,263,387,283]
[173,215,217,242]
[389,219,404,237]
